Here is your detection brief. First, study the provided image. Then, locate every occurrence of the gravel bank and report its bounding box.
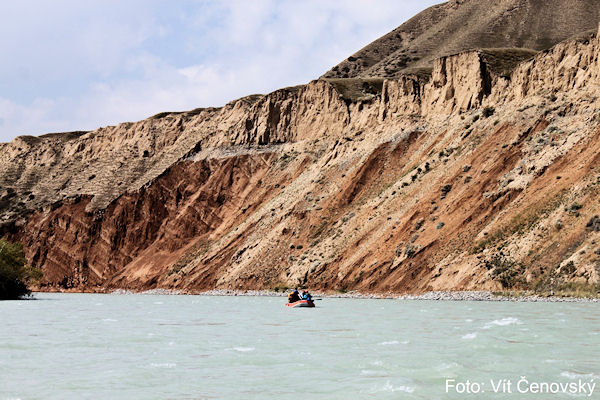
[193,289,599,302]
[106,288,598,302]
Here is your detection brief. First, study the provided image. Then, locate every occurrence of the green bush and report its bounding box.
[484,254,524,289]
[0,240,41,300]
[482,106,495,118]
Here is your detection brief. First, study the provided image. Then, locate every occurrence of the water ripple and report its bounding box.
[482,317,522,329]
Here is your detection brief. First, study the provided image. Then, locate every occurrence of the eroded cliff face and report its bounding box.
[14,152,280,290]
[3,30,600,293]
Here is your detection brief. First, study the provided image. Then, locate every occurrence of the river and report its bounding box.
[1,293,599,399]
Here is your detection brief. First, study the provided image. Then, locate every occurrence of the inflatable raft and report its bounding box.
[285,300,315,308]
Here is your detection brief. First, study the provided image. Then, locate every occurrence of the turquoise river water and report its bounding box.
[1,293,599,399]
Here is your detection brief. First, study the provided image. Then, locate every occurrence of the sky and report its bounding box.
[0,0,440,142]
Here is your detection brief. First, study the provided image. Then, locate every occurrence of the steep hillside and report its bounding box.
[2,27,600,294]
[3,0,600,295]
[323,0,600,79]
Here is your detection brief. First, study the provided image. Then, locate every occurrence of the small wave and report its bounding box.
[462,333,477,340]
[102,318,117,322]
[379,340,409,345]
[370,360,383,366]
[229,347,255,352]
[150,363,176,368]
[561,371,600,380]
[294,351,311,356]
[482,317,522,329]
[361,369,380,376]
[374,381,415,393]
[436,362,459,371]
[465,319,473,322]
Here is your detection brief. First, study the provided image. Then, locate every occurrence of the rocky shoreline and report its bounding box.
[104,288,599,302]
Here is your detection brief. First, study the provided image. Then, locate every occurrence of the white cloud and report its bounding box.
[0,0,441,142]
[0,96,66,136]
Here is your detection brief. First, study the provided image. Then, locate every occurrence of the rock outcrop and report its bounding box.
[2,7,600,294]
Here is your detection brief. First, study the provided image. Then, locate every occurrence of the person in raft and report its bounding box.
[301,290,313,301]
[288,288,301,303]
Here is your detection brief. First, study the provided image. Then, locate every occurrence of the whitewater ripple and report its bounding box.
[379,340,409,345]
[150,363,176,369]
[227,347,255,352]
[372,381,415,394]
[482,317,522,329]
[561,371,600,380]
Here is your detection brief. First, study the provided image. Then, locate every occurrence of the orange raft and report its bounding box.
[285,300,315,308]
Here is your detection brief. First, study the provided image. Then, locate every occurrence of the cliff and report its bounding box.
[2,21,600,294]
